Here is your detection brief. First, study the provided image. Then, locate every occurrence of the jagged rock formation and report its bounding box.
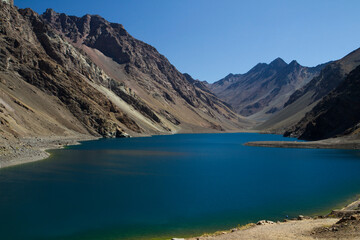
[209,58,327,120]
[284,65,360,140]
[258,48,360,134]
[0,3,250,146]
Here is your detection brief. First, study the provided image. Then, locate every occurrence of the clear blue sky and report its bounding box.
[15,0,360,82]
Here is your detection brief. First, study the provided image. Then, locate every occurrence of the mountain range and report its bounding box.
[208,58,329,121]
[0,1,251,150]
[257,47,360,139]
[1,0,360,153]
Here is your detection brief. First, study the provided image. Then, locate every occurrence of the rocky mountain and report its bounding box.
[284,65,360,140]
[209,58,327,120]
[258,48,360,133]
[0,1,251,148]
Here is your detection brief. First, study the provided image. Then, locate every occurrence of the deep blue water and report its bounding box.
[1,133,360,240]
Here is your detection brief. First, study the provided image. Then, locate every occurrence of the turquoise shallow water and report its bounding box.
[1,133,360,240]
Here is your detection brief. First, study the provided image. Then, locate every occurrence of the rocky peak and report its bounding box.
[245,63,269,75]
[183,73,196,83]
[43,8,58,18]
[1,0,13,6]
[18,8,39,18]
[289,60,300,67]
[269,57,288,69]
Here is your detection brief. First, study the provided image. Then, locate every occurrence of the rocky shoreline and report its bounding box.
[182,198,360,240]
[0,135,97,169]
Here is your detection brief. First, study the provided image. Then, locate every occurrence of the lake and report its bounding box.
[1,133,360,240]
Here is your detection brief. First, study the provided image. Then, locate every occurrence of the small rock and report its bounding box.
[256,220,275,225]
[298,215,305,220]
[172,238,185,240]
[231,228,237,232]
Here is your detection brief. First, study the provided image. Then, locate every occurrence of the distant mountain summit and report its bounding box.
[208,58,328,120]
[269,57,288,69]
[1,0,13,6]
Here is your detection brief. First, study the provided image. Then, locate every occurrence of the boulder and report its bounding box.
[256,220,275,225]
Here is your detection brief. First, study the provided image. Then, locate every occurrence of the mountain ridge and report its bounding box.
[258,47,360,135]
[208,58,328,120]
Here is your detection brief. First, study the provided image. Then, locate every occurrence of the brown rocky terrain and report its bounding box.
[208,58,327,121]
[0,1,251,167]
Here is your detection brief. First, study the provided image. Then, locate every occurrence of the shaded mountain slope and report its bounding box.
[258,48,360,133]
[284,65,360,140]
[209,58,327,120]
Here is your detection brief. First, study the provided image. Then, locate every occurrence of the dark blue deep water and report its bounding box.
[1,133,360,240]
